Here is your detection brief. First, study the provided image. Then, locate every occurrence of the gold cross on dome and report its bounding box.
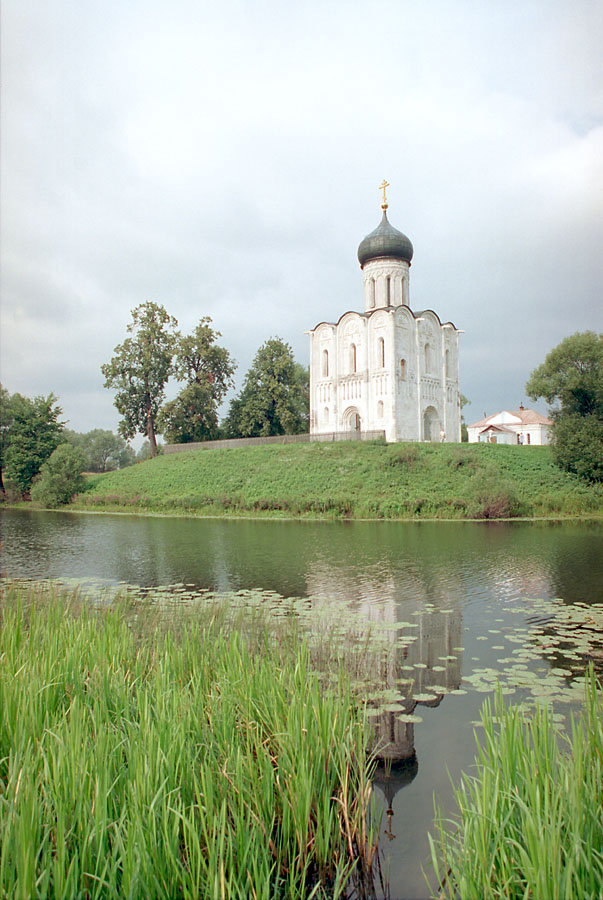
[379,179,390,209]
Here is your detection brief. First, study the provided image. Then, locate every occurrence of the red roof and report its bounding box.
[479,424,515,434]
[468,408,552,429]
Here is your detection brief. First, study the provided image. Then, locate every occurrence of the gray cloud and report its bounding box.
[2,0,602,440]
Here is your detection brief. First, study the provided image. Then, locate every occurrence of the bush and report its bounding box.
[30,444,87,508]
[553,413,603,483]
[385,444,420,468]
[465,474,523,519]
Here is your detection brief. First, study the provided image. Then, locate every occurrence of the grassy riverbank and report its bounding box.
[71,441,603,519]
[0,581,379,900]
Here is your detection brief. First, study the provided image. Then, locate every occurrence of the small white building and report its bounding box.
[467,407,552,445]
[308,188,462,442]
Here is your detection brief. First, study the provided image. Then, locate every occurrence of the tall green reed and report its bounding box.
[428,669,603,900]
[0,581,380,899]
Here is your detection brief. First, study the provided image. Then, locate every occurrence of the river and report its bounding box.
[2,508,602,900]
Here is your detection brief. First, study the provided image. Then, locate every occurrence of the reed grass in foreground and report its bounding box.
[0,582,380,899]
[428,671,603,900]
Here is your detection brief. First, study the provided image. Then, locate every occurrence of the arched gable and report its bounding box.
[414,309,459,330]
[393,305,414,327]
[338,311,367,336]
[336,310,369,330]
[367,308,390,330]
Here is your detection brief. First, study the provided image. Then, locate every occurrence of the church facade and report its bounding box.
[308,189,462,442]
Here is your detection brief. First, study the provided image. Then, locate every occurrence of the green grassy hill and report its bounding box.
[73,441,603,520]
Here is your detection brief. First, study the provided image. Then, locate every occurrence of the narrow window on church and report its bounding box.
[386,276,391,306]
[527,433,531,445]
[322,349,329,377]
[378,337,385,368]
[400,358,406,380]
[424,342,431,373]
[377,400,384,418]
[445,348,450,378]
[370,278,376,308]
[350,343,357,373]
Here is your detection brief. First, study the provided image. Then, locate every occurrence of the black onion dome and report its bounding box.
[357,211,414,267]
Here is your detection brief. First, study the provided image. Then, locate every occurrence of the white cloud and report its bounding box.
[1,0,601,432]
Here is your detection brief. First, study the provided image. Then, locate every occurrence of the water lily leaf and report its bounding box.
[396,713,423,723]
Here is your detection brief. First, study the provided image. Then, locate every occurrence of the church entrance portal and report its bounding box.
[423,406,440,442]
[343,407,362,434]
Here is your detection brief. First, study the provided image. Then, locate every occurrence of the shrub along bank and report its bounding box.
[71,441,603,520]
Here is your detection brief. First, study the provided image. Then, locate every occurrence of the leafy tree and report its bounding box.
[118,443,137,469]
[30,444,87,508]
[159,383,219,443]
[64,429,135,472]
[551,414,603,482]
[224,338,308,437]
[136,439,164,462]
[460,394,471,443]
[526,332,603,482]
[158,318,236,443]
[101,302,178,458]
[526,332,603,418]
[0,385,15,495]
[1,391,64,495]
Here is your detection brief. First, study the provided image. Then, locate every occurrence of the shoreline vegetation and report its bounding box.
[430,672,603,899]
[1,581,601,899]
[61,441,603,520]
[0,581,381,900]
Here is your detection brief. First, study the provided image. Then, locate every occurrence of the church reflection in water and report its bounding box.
[305,563,463,821]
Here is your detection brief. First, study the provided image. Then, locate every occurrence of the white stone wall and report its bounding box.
[309,303,461,442]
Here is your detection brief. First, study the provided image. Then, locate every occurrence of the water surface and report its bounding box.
[2,509,602,899]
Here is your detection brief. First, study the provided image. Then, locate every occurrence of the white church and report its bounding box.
[308,183,462,442]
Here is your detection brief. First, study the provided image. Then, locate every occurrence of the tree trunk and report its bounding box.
[146,407,157,458]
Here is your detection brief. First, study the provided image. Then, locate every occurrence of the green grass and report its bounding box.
[70,441,603,519]
[0,581,380,900]
[428,671,603,900]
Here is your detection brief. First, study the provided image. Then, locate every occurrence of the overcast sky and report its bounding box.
[2,0,602,441]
